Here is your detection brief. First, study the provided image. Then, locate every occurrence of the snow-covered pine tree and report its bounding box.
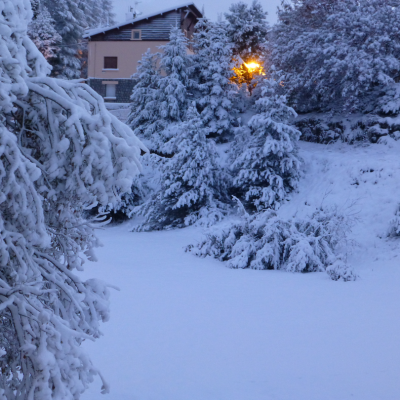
[270,0,400,113]
[31,0,40,18]
[28,6,61,61]
[82,0,116,29]
[229,78,301,212]
[0,0,144,398]
[192,18,237,140]
[99,0,116,27]
[133,105,228,230]
[128,27,193,150]
[42,0,86,78]
[155,26,193,146]
[127,49,162,144]
[224,0,269,62]
[78,0,115,79]
[42,0,115,78]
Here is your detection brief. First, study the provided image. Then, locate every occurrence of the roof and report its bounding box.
[83,2,202,38]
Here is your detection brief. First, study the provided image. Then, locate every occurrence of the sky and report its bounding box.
[112,0,281,25]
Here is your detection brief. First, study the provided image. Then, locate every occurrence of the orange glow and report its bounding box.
[244,61,264,74]
[231,59,265,88]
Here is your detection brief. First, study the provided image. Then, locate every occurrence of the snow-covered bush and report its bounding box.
[295,117,344,144]
[187,206,356,280]
[326,260,358,282]
[229,78,301,212]
[192,18,237,140]
[388,206,400,237]
[224,0,269,62]
[132,105,229,230]
[0,0,144,398]
[270,0,400,113]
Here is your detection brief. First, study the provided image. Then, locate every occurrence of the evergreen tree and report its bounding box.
[0,0,144,397]
[30,0,40,18]
[28,6,61,61]
[224,0,269,62]
[229,78,301,212]
[83,0,116,29]
[193,18,237,140]
[133,105,229,230]
[270,0,400,113]
[127,49,162,144]
[157,27,193,131]
[41,0,115,79]
[128,27,193,150]
[42,0,86,78]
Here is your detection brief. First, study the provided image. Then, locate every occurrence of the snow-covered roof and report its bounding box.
[83,2,202,38]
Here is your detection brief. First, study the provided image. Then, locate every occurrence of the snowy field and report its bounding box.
[82,141,400,400]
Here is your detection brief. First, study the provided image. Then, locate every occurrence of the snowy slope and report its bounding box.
[82,141,400,400]
[283,141,400,272]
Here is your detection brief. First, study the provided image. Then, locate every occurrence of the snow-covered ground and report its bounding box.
[105,103,131,123]
[82,140,400,400]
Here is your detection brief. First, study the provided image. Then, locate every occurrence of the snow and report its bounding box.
[105,103,131,123]
[82,140,400,400]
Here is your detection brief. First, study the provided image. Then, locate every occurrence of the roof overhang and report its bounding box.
[83,2,202,39]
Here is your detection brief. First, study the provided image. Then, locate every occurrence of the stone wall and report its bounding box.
[88,78,135,103]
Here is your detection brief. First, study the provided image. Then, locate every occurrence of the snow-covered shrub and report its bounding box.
[270,0,400,114]
[388,206,400,237]
[224,0,269,62]
[296,113,400,144]
[192,18,237,140]
[0,0,144,397]
[188,206,355,280]
[350,115,400,143]
[378,83,400,116]
[132,105,229,230]
[229,78,301,212]
[326,260,358,282]
[295,117,343,144]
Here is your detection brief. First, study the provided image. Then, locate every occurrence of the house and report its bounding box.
[84,2,202,103]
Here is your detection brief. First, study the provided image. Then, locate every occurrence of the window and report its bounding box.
[131,30,141,40]
[104,57,118,69]
[105,84,116,99]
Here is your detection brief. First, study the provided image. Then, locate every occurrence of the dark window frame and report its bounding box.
[104,57,118,69]
[131,30,142,40]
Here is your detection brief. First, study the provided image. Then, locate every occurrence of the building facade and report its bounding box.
[84,3,202,103]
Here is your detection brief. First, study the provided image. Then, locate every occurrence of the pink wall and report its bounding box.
[88,41,168,79]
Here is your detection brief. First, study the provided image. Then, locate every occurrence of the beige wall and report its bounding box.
[88,41,168,79]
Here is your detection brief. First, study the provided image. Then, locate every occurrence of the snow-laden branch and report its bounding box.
[0,0,144,398]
